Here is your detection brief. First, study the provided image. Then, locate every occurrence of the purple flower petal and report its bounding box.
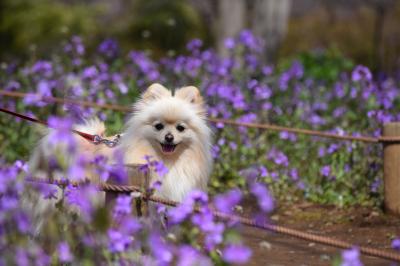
[222,244,252,264]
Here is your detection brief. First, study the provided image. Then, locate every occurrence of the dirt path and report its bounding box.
[239,202,400,265]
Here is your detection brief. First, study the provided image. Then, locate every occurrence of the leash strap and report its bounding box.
[0,107,48,126]
[0,107,119,147]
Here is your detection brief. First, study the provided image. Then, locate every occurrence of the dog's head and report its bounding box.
[131,83,210,157]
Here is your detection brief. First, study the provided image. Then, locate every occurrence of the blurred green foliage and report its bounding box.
[0,0,101,58]
[0,0,208,59]
[1,0,400,71]
[279,48,354,82]
[127,0,209,56]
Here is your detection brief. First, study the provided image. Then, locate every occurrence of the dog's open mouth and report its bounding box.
[160,143,177,153]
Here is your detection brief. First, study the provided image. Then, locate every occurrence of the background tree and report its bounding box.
[250,0,292,62]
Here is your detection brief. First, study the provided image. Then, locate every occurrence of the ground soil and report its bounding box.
[239,201,400,266]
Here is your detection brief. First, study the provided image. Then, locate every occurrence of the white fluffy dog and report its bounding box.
[30,83,213,202]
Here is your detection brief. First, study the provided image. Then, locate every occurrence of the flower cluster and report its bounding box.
[1,30,399,263]
[0,156,259,264]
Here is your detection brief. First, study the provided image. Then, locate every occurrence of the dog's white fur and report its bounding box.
[30,84,213,202]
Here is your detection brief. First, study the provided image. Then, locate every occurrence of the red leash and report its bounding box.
[0,107,119,147]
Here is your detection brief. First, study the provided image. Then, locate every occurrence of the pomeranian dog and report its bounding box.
[30,83,213,203]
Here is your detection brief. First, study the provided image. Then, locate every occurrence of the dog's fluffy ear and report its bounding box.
[175,86,203,105]
[142,83,171,101]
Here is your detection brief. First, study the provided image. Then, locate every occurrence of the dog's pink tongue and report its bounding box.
[162,144,175,153]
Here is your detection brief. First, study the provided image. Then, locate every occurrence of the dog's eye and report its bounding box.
[154,123,164,131]
[176,124,185,132]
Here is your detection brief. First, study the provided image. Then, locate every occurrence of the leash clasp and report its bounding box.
[93,134,121,148]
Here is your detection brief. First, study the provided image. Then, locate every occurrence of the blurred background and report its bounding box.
[1,0,400,73]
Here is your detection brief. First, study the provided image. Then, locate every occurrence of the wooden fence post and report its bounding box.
[105,164,150,216]
[383,123,400,215]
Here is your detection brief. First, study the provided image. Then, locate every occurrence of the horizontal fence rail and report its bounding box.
[2,90,400,143]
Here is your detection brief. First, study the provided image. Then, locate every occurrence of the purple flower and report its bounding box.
[255,85,272,99]
[279,131,290,140]
[98,38,119,58]
[58,242,73,263]
[320,165,331,177]
[289,168,299,181]
[262,65,273,75]
[333,107,346,118]
[352,65,372,82]
[0,166,18,193]
[222,244,252,264]
[268,148,289,167]
[259,166,268,177]
[168,200,194,224]
[139,156,169,177]
[297,181,306,190]
[15,212,31,233]
[308,113,326,125]
[68,155,88,181]
[318,147,326,157]
[153,161,169,177]
[187,190,209,205]
[113,195,132,217]
[82,66,98,79]
[334,82,345,98]
[289,60,304,78]
[14,160,29,173]
[119,217,141,234]
[5,80,20,91]
[33,248,51,266]
[262,102,272,110]
[341,247,363,266]
[239,29,261,51]
[65,185,97,222]
[192,210,215,231]
[269,171,279,181]
[350,87,358,98]
[240,166,259,184]
[392,238,400,251]
[204,222,225,250]
[149,233,173,264]
[108,229,132,253]
[344,164,351,173]
[15,248,29,266]
[177,246,212,266]
[117,82,128,94]
[151,180,162,191]
[327,144,339,154]
[168,190,208,224]
[214,189,242,214]
[64,36,85,55]
[217,138,225,146]
[250,183,274,213]
[31,60,53,77]
[224,38,235,49]
[102,150,128,184]
[47,116,76,153]
[129,51,160,81]
[1,196,18,210]
[37,80,52,97]
[139,160,150,174]
[186,39,203,51]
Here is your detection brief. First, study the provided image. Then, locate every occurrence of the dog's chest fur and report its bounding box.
[157,150,208,202]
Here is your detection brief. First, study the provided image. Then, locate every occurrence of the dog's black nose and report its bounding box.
[165,133,174,143]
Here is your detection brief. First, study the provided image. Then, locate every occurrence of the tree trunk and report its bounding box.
[251,0,292,63]
[215,0,246,56]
